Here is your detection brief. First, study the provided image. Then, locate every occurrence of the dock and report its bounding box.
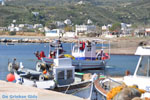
[0,80,83,100]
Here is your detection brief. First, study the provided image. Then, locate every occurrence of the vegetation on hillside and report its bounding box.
[0,0,150,27]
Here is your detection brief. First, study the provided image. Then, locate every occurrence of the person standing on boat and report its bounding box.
[58,40,63,54]
[40,51,46,58]
[79,41,85,51]
[34,51,41,60]
[12,58,19,70]
[86,40,91,51]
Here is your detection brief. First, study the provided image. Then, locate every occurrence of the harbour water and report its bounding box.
[0,42,139,80]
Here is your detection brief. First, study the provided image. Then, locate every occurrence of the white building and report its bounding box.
[87,19,93,24]
[19,24,25,28]
[102,25,108,31]
[34,24,43,29]
[0,27,7,31]
[75,25,96,35]
[102,25,110,35]
[56,21,65,27]
[77,1,85,5]
[63,32,75,37]
[45,29,64,37]
[64,19,72,25]
[32,12,39,16]
[8,26,22,32]
[121,23,132,34]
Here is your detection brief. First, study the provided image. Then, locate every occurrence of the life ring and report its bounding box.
[36,62,46,72]
[8,62,19,72]
[8,63,13,72]
[39,75,44,81]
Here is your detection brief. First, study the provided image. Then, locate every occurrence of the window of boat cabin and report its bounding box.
[136,56,150,77]
[57,70,65,79]
[67,70,73,79]
[74,47,78,53]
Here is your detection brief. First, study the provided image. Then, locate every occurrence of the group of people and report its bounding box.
[79,40,92,51]
[34,51,46,60]
[34,40,64,59]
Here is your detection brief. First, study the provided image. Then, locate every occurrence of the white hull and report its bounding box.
[14,72,55,89]
[40,57,106,71]
[72,60,105,70]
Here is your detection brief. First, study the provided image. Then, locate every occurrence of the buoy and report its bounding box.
[125,70,130,76]
[7,73,15,82]
[43,70,47,74]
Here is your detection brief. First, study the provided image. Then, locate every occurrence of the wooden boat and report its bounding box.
[93,42,150,100]
[11,58,96,99]
[35,39,110,71]
[93,76,123,100]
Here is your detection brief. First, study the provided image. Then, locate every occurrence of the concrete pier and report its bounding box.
[0,81,83,100]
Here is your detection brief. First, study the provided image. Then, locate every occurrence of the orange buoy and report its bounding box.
[7,73,15,82]
[43,70,47,74]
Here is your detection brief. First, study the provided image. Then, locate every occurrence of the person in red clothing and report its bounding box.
[79,41,85,51]
[40,51,46,58]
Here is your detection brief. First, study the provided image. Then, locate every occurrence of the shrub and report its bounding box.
[9,31,16,35]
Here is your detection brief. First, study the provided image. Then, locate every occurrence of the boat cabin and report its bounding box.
[72,41,96,60]
[53,58,75,85]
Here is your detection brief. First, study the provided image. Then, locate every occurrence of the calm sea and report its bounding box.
[0,42,139,80]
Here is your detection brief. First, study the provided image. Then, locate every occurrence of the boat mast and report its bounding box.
[133,56,142,76]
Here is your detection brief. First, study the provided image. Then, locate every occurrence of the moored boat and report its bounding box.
[35,39,110,71]
[93,42,150,100]
[10,58,97,99]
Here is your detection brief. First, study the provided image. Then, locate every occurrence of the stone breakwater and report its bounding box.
[0,37,79,43]
[0,38,50,43]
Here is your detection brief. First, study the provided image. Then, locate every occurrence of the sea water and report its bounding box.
[0,42,139,80]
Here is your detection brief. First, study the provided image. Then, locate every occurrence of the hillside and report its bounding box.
[0,0,150,27]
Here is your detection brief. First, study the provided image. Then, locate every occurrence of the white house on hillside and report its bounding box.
[45,29,64,37]
[75,25,96,35]
[64,19,72,25]
[63,32,75,37]
[121,23,132,34]
[34,24,43,29]
[87,19,93,24]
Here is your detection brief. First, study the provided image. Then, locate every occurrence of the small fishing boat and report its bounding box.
[10,58,97,100]
[71,40,110,71]
[35,39,110,71]
[93,42,150,100]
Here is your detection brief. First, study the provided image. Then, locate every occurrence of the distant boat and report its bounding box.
[6,43,15,45]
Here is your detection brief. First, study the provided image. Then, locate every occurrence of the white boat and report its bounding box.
[93,42,150,100]
[71,40,110,71]
[35,39,110,71]
[13,58,97,100]
[124,44,150,98]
